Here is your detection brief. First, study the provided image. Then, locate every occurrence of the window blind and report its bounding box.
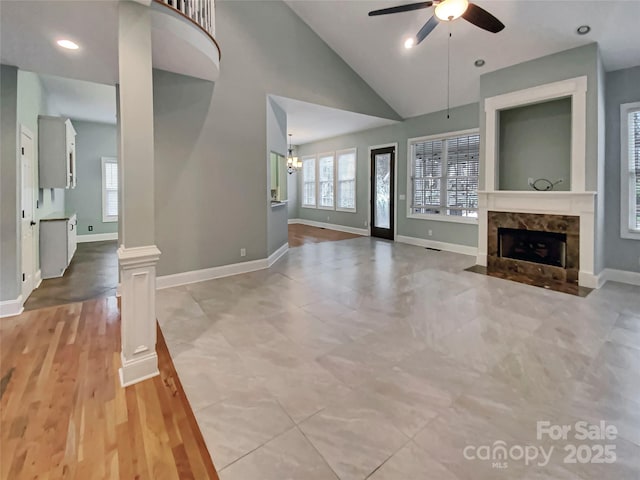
[302,156,316,207]
[336,149,356,210]
[103,160,118,219]
[318,154,335,208]
[411,132,479,218]
[630,111,640,230]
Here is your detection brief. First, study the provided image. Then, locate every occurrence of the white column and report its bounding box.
[117,0,161,387]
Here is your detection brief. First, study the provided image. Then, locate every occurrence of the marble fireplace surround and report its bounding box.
[477,191,597,287]
[487,210,579,288]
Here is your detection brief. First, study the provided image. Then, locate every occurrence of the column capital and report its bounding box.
[117,245,161,268]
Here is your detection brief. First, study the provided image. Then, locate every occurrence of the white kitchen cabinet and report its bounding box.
[40,213,77,279]
[38,116,77,189]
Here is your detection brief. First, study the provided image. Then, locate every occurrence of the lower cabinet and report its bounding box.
[40,213,77,279]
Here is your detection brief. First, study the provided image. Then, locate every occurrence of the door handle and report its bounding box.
[30,221,36,226]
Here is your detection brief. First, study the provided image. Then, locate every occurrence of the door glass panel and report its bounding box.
[374,153,391,229]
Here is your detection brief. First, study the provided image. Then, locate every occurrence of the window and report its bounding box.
[318,152,335,209]
[101,157,118,222]
[408,130,479,222]
[621,102,640,239]
[336,148,357,211]
[302,155,316,207]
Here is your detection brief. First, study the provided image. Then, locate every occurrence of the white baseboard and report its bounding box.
[77,232,118,243]
[597,268,640,288]
[268,242,289,267]
[288,218,368,236]
[34,270,42,289]
[0,295,24,318]
[156,258,269,289]
[119,351,159,387]
[396,235,478,257]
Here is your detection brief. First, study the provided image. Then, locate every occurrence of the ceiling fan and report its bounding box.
[369,0,505,48]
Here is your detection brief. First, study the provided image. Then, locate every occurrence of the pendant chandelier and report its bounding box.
[287,133,302,174]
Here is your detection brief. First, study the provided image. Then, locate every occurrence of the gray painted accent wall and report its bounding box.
[498,98,571,191]
[152,0,399,277]
[266,97,288,255]
[297,103,480,247]
[604,65,640,273]
[1,65,19,301]
[66,120,118,236]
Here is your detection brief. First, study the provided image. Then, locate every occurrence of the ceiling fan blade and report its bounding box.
[368,2,433,17]
[415,15,439,44]
[462,3,505,33]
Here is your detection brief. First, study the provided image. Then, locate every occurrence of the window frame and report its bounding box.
[101,156,118,223]
[620,101,640,240]
[301,154,317,209]
[316,151,336,211]
[406,128,480,225]
[335,148,357,213]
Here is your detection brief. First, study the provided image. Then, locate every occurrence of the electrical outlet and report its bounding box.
[528,178,534,186]
[327,216,330,221]
[428,229,433,237]
[399,194,406,201]
[364,221,368,227]
[88,225,93,232]
[240,248,246,257]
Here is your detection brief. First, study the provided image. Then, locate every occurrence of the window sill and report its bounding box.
[270,201,288,208]
[407,213,478,225]
[103,217,118,223]
[336,208,357,213]
[621,229,640,241]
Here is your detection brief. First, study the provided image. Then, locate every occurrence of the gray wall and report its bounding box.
[1,65,19,301]
[297,103,480,248]
[287,170,298,219]
[152,0,399,276]
[498,98,571,191]
[266,97,288,255]
[66,120,118,236]
[604,65,640,273]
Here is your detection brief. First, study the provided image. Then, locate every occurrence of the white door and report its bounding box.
[21,127,37,299]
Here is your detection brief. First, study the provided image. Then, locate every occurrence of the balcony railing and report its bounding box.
[156,0,215,38]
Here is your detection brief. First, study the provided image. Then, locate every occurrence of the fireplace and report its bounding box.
[486,211,580,294]
[498,228,567,268]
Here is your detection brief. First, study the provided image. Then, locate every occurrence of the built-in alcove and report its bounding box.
[498,97,571,191]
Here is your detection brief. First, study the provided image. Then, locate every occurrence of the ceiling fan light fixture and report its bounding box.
[404,37,415,49]
[576,25,591,35]
[56,39,80,50]
[435,0,469,21]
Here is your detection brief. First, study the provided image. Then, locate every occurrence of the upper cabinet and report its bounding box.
[38,116,76,189]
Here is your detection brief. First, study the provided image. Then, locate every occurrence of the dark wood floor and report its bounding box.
[0,298,219,480]
[25,241,118,311]
[288,224,362,247]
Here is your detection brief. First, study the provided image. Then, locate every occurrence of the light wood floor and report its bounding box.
[0,298,219,480]
[288,224,362,247]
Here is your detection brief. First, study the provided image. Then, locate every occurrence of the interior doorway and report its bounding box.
[20,126,37,300]
[370,145,396,240]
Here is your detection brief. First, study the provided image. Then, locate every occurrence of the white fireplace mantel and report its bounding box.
[477,191,597,288]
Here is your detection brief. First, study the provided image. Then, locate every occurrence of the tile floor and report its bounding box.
[156,237,640,480]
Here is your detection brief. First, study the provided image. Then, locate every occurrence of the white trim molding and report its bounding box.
[288,218,368,236]
[34,269,42,289]
[118,244,161,387]
[397,235,478,257]
[77,232,119,243]
[268,242,289,267]
[157,258,268,290]
[597,268,640,288]
[477,191,597,288]
[484,75,588,192]
[0,295,24,318]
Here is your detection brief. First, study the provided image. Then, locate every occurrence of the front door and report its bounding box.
[370,146,395,240]
[21,128,36,299]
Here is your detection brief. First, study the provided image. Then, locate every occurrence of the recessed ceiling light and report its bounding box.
[404,37,415,49]
[56,39,79,50]
[576,25,591,35]
[474,59,486,67]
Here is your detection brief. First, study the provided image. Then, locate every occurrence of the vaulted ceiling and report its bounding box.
[286,0,640,118]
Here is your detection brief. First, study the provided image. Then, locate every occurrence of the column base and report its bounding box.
[119,351,160,387]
